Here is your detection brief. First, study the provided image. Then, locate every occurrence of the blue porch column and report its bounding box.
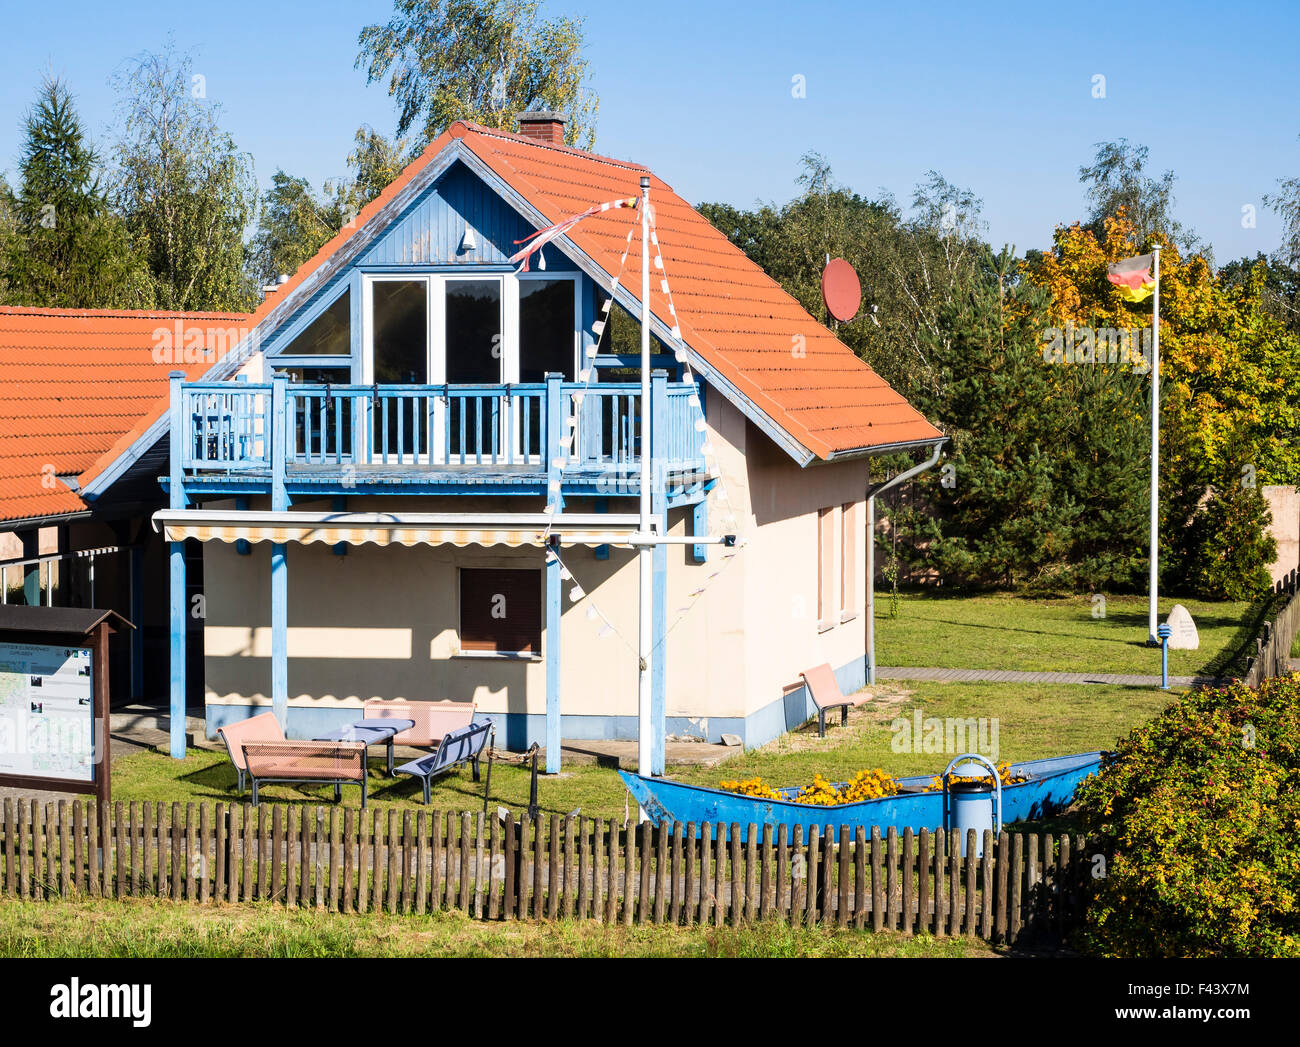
[650,370,668,776]
[270,372,289,731]
[544,371,564,773]
[130,544,144,700]
[690,499,708,565]
[167,372,187,758]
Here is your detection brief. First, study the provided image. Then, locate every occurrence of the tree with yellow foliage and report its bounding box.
[1025,212,1298,598]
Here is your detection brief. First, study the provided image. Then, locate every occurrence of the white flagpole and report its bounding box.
[1147,245,1162,644]
[637,174,653,801]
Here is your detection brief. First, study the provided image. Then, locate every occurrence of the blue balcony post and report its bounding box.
[544,372,564,772]
[691,500,708,564]
[270,371,289,731]
[651,369,668,776]
[168,372,187,758]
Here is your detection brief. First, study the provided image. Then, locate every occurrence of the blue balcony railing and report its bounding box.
[173,371,706,485]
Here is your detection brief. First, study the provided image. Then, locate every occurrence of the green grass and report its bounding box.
[872,591,1258,677]
[0,898,990,957]
[110,679,1178,820]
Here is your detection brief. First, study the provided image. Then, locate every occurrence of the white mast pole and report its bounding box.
[637,175,653,795]
[1147,245,1162,644]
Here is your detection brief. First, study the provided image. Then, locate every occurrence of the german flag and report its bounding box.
[1107,254,1156,302]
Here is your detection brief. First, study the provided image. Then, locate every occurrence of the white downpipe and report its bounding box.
[637,175,653,800]
[866,441,945,685]
[1147,245,1162,644]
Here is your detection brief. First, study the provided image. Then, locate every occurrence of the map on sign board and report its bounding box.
[0,641,95,782]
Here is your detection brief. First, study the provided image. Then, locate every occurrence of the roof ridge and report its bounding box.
[453,121,652,174]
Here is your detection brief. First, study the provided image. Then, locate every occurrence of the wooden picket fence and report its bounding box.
[0,797,1095,944]
[1244,569,1300,687]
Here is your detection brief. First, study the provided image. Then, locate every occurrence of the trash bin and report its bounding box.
[942,754,1002,858]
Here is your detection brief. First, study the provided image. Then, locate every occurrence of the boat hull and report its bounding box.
[618,752,1104,841]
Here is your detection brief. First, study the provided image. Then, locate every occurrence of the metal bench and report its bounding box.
[216,711,287,793]
[362,699,476,749]
[395,721,495,809]
[242,740,368,807]
[800,662,872,737]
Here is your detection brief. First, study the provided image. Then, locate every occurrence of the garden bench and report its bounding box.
[241,740,368,807]
[800,662,872,737]
[216,711,287,793]
[362,698,476,749]
[395,720,495,809]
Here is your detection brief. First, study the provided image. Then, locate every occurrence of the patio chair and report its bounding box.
[216,711,286,793]
[362,698,476,749]
[242,740,369,807]
[395,721,495,810]
[800,662,872,738]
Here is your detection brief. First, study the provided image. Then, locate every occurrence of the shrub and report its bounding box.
[1176,483,1277,601]
[1073,676,1300,957]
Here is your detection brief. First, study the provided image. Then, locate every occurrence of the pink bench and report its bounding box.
[800,663,872,737]
[362,699,476,749]
[216,711,286,793]
[217,711,369,806]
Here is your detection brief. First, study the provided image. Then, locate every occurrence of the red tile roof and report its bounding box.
[14,121,941,527]
[0,306,251,524]
[448,122,942,459]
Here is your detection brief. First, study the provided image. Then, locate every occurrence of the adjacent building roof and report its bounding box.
[0,306,250,524]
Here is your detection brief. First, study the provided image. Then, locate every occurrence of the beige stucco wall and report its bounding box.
[202,497,746,727]
[202,393,870,740]
[1263,485,1299,586]
[718,401,869,720]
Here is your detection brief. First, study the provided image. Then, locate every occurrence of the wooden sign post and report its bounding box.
[0,606,132,807]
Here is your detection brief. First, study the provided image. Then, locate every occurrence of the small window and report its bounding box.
[459,568,541,655]
[817,506,836,631]
[283,289,351,356]
[841,501,857,621]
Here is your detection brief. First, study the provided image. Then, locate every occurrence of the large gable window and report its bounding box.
[519,278,576,382]
[283,288,351,356]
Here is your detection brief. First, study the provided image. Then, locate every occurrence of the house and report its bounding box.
[0,112,943,772]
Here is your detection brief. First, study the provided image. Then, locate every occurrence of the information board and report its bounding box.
[0,641,96,782]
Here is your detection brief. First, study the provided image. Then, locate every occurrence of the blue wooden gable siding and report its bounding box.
[264,159,580,359]
[359,161,576,269]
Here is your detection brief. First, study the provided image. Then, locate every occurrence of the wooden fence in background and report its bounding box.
[1244,569,1300,687]
[0,798,1096,944]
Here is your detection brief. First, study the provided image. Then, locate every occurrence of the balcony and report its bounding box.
[169,372,709,500]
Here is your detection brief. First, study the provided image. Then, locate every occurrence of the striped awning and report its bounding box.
[151,509,643,548]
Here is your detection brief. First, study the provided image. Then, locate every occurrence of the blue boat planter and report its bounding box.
[618,751,1105,842]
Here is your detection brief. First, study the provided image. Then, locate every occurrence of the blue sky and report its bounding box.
[2,0,1297,262]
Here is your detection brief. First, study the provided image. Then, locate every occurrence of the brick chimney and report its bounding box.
[517,110,567,146]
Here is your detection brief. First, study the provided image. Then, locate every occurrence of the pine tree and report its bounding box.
[899,276,1081,588]
[1,76,149,308]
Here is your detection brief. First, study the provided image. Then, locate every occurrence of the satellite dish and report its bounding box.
[821,257,861,322]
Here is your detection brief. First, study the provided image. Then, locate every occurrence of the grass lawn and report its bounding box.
[872,591,1260,677]
[108,679,1179,820]
[0,898,992,957]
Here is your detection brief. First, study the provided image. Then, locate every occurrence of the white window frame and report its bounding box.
[269,281,357,378]
[517,271,580,462]
[354,270,582,463]
[516,271,581,381]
